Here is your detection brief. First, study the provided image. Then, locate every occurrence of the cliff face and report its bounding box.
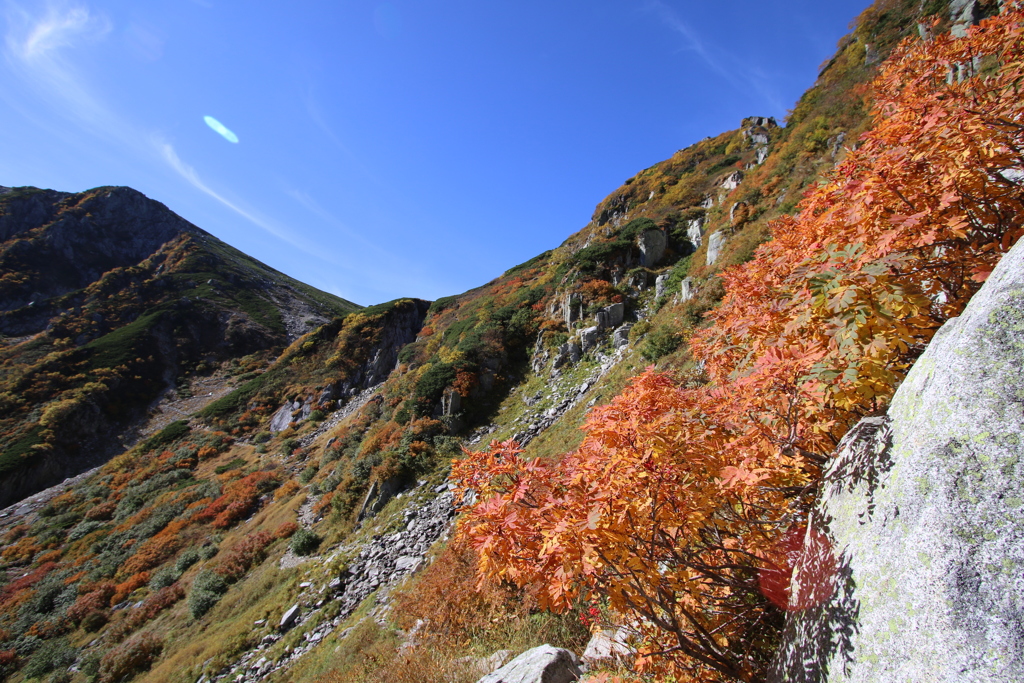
[772,237,1024,682]
[0,187,198,316]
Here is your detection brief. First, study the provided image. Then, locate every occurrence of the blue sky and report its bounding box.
[1,0,869,306]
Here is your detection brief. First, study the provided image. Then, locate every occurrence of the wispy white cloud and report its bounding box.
[158,140,327,257]
[645,1,785,115]
[3,2,115,133]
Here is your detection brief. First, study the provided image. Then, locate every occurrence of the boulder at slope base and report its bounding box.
[476,644,582,683]
[771,237,1024,682]
[582,627,633,664]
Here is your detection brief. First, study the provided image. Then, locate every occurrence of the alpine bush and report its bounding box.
[290,528,321,556]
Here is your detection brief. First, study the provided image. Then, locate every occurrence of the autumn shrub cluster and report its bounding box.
[106,583,185,643]
[97,631,163,683]
[393,543,536,649]
[195,470,281,529]
[215,531,274,582]
[453,8,1024,682]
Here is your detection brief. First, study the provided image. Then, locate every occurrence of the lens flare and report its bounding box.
[203,115,239,143]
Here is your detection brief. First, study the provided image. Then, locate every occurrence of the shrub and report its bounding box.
[98,632,162,683]
[320,473,342,493]
[274,479,301,501]
[0,649,18,677]
[214,457,246,475]
[67,584,116,625]
[275,522,298,539]
[308,409,326,422]
[188,590,219,620]
[21,637,77,679]
[215,531,273,582]
[200,544,219,560]
[192,570,226,595]
[85,500,116,521]
[81,610,108,632]
[175,548,201,573]
[298,465,318,484]
[188,570,227,619]
[107,583,185,643]
[639,324,681,361]
[148,566,180,591]
[111,572,150,605]
[290,528,321,556]
[140,420,190,453]
[198,470,281,529]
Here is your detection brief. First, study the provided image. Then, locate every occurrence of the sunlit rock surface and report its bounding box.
[772,238,1024,682]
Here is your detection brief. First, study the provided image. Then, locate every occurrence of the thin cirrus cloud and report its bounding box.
[2,1,116,136]
[157,140,328,259]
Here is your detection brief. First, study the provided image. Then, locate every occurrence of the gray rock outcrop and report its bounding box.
[950,0,980,36]
[742,116,776,167]
[612,323,633,349]
[476,644,582,683]
[639,229,667,267]
[563,293,583,329]
[655,273,670,299]
[552,342,582,370]
[720,170,743,191]
[268,300,429,432]
[582,627,633,665]
[579,326,601,352]
[771,237,1024,682]
[687,217,704,248]
[595,303,624,330]
[680,277,695,303]
[279,604,300,632]
[707,231,727,266]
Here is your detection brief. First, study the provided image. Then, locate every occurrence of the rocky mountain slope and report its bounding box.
[0,1,1016,682]
[0,185,363,508]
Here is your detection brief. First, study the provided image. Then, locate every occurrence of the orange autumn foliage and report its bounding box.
[112,572,150,605]
[215,531,274,582]
[196,470,281,529]
[453,8,1024,682]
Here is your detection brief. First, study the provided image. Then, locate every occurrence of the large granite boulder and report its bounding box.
[771,238,1024,682]
[476,644,581,683]
[582,627,633,665]
[655,273,670,299]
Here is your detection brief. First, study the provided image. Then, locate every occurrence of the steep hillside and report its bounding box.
[0,186,362,507]
[0,1,1017,682]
